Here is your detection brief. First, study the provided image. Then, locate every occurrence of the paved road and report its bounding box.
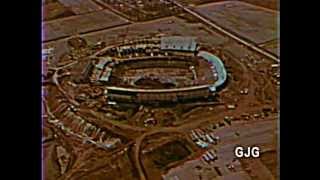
[214,120,276,164]
[51,63,80,107]
[82,109,147,136]
[163,119,276,180]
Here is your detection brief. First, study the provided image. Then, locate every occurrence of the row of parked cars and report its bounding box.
[190,128,220,148]
[201,149,218,163]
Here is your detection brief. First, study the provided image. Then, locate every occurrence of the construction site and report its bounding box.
[42,0,279,180]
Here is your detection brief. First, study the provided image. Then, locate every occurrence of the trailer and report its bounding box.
[209,149,218,160]
[195,140,209,148]
[210,132,220,141]
[196,129,206,141]
[202,154,210,162]
[195,129,203,140]
[206,151,214,160]
[191,130,199,140]
[206,134,214,144]
[190,133,196,140]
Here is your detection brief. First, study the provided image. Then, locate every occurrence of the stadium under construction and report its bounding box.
[80,36,227,104]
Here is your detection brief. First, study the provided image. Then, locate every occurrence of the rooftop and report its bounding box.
[160,36,197,52]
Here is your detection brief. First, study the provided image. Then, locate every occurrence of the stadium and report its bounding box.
[81,36,227,103]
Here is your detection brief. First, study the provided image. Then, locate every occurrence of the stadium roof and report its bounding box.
[96,58,109,70]
[160,36,197,52]
[198,51,227,90]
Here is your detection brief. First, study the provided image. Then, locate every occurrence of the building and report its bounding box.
[86,37,227,103]
[160,36,198,55]
[198,51,227,92]
[105,85,212,103]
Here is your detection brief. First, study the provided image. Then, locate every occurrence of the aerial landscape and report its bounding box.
[42,0,279,179]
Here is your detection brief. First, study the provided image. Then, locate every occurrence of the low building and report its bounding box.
[160,36,198,55]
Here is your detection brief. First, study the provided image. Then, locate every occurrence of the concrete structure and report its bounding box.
[160,36,197,52]
[88,37,227,103]
[106,86,211,103]
[198,51,227,91]
[104,51,227,102]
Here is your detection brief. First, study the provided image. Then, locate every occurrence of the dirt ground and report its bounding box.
[43,0,75,21]
[260,150,278,179]
[195,1,278,45]
[141,139,193,180]
[240,0,279,10]
[43,0,279,178]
